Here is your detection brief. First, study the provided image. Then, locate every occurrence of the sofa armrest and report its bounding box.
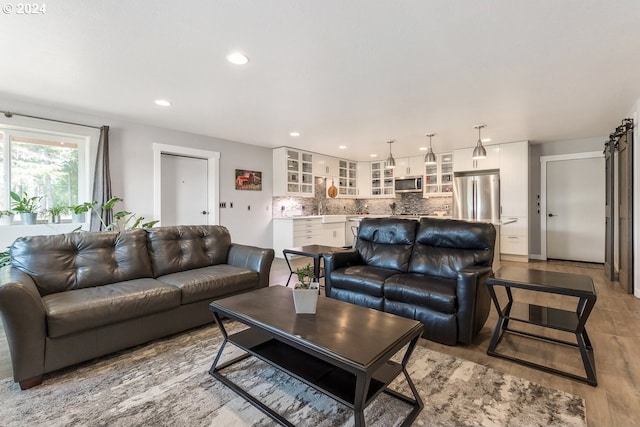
[227,244,275,289]
[0,266,47,383]
[456,266,493,345]
[323,249,362,296]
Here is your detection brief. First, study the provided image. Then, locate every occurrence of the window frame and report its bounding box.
[0,117,98,223]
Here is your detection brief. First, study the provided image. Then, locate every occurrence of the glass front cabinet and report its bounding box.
[338,160,358,197]
[370,161,395,197]
[273,147,314,196]
[424,152,453,195]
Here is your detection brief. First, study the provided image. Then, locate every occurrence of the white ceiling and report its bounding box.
[1,1,640,160]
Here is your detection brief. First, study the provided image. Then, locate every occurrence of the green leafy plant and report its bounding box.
[0,210,13,218]
[69,201,97,215]
[10,191,42,214]
[295,263,314,289]
[92,197,159,231]
[48,205,68,216]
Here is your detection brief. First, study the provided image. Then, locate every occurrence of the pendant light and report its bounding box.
[424,133,437,165]
[384,140,396,170]
[472,124,487,160]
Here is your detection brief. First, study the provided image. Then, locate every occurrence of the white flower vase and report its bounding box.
[0,216,13,226]
[293,282,320,314]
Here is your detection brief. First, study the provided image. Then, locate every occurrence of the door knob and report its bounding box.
[548,213,555,217]
[201,211,209,215]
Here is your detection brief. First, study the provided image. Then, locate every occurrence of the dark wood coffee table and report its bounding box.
[208,285,424,427]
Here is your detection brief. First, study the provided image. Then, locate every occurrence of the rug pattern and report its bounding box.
[0,321,586,426]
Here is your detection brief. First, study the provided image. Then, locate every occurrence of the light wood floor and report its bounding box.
[1,259,638,426]
[271,257,640,427]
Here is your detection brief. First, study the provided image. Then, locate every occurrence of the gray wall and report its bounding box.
[0,95,274,248]
[528,136,606,257]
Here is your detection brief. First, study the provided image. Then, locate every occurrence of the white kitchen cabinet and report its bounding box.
[498,141,529,260]
[313,154,340,177]
[453,145,501,172]
[337,159,358,197]
[370,161,395,198]
[356,161,371,197]
[500,217,529,258]
[424,152,453,195]
[273,147,314,197]
[323,222,346,247]
[273,217,323,257]
[395,155,425,177]
[499,141,529,217]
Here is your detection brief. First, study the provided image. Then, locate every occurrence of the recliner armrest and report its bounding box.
[456,266,493,345]
[0,266,47,383]
[227,244,275,289]
[323,249,362,296]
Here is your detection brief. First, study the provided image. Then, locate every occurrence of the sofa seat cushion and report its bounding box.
[156,264,258,304]
[42,278,181,338]
[329,265,398,297]
[383,273,457,314]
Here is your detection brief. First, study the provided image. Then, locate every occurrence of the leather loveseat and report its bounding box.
[324,217,496,346]
[0,225,274,389]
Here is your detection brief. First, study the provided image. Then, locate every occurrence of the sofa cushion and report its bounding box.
[354,218,417,272]
[156,264,258,304]
[146,225,232,277]
[329,265,397,297]
[383,273,457,314]
[42,278,181,338]
[408,218,495,278]
[11,229,153,296]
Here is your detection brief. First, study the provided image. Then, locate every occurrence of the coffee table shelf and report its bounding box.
[225,327,403,406]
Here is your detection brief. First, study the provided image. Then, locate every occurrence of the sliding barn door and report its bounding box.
[617,122,633,293]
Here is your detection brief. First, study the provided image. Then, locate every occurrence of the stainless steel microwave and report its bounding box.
[394,176,423,193]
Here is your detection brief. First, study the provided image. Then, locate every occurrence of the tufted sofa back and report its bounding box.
[354,218,418,272]
[146,225,231,277]
[10,229,153,296]
[409,218,495,279]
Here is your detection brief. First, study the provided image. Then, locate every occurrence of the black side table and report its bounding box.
[486,266,597,386]
[282,245,349,286]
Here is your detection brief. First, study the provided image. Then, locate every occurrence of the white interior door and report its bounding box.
[161,154,208,226]
[546,157,605,262]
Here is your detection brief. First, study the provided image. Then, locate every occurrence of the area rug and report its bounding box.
[0,321,586,426]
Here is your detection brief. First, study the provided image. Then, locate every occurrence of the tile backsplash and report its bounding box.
[273,176,452,217]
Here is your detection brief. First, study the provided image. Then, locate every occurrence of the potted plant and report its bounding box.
[10,191,42,225]
[69,201,96,223]
[0,210,13,226]
[293,263,319,314]
[48,205,68,224]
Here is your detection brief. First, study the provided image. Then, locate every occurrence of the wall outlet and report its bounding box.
[444,204,449,210]
[219,202,226,208]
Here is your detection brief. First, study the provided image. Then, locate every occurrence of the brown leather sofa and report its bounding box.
[324,217,496,346]
[0,225,274,389]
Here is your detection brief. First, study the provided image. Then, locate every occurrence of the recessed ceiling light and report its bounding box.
[481,138,491,143]
[289,131,300,137]
[419,147,427,151]
[370,154,378,158]
[227,52,249,65]
[338,145,347,149]
[154,99,171,107]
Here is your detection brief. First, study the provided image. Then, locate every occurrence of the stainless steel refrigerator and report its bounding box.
[453,170,500,222]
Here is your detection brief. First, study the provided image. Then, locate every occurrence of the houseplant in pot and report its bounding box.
[69,201,96,223]
[0,210,13,226]
[10,191,42,225]
[48,205,68,224]
[293,263,319,314]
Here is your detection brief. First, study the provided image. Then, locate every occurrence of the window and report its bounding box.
[1,125,91,222]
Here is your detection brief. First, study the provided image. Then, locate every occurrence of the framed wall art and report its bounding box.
[235,169,262,191]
